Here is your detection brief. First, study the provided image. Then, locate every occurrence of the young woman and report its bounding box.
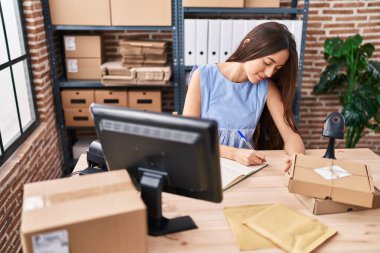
[183,22,305,170]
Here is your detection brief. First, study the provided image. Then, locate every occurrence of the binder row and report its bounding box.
[184,19,303,66]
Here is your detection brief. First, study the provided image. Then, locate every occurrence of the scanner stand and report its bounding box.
[139,168,198,236]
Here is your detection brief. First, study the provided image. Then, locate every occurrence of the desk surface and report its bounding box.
[74,149,380,253]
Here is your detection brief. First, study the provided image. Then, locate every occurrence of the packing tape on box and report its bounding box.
[297,159,370,200]
[23,182,134,211]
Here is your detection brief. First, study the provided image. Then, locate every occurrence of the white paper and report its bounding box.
[32,230,69,253]
[314,165,351,180]
[23,196,44,211]
[67,59,78,73]
[64,36,76,51]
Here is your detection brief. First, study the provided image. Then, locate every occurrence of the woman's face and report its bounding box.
[244,49,290,84]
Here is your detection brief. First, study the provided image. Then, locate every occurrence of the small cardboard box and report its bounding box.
[66,58,102,80]
[64,36,102,58]
[295,187,380,215]
[128,90,162,112]
[244,0,280,8]
[95,90,128,107]
[49,0,111,26]
[21,170,147,253]
[111,0,171,26]
[61,90,94,109]
[288,154,375,208]
[64,108,93,127]
[183,0,244,8]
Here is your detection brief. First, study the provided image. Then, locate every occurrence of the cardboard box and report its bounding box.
[64,108,93,127]
[49,0,111,26]
[64,36,102,58]
[66,58,102,80]
[295,187,380,215]
[21,170,147,253]
[61,90,94,109]
[95,90,128,107]
[288,154,375,208]
[111,0,171,26]
[244,0,280,8]
[183,0,244,8]
[128,90,162,112]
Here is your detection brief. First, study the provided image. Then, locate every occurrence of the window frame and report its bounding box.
[0,0,39,166]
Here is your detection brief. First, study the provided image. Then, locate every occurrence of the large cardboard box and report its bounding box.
[49,0,111,26]
[128,90,162,112]
[21,170,147,253]
[61,89,94,109]
[64,36,102,58]
[64,108,93,127]
[183,0,244,7]
[111,0,172,26]
[287,154,375,208]
[95,90,128,107]
[244,0,280,8]
[66,58,102,80]
[295,187,380,215]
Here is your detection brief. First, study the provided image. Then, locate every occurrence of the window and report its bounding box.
[0,0,38,166]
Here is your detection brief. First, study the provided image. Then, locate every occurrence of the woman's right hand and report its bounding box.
[232,148,266,166]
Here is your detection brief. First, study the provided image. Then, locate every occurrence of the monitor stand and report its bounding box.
[139,168,198,236]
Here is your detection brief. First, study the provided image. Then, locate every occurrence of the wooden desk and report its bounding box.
[74,149,380,253]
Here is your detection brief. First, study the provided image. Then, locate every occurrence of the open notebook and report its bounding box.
[220,158,268,190]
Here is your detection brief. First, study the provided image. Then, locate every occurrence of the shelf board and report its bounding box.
[183,7,303,14]
[51,25,173,31]
[59,79,172,89]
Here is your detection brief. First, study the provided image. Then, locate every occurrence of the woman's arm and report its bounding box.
[182,69,265,166]
[266,80,306,156]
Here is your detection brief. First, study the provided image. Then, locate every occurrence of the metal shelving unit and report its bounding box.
[41,0,181,173]
[176,0,310,125]
[42,0,308,173]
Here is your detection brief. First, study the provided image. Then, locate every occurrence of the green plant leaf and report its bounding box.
[342,104,367,126]
[313,64,347,93]
[361,43,375,58]
[368,61,380,81]
[341,34,362,55]
[324,37,343,57]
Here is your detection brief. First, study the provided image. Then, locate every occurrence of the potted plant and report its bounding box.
[314,34,380,148]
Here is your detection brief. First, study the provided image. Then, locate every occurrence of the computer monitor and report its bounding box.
[90,104,223,236]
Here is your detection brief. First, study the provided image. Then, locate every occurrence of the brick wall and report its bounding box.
[298,0,380,154]
[0,1,63,252]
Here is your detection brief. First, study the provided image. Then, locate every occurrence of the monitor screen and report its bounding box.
[90,104,222,235]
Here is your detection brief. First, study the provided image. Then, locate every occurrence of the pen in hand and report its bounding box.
[237,130,266,163]
[237,130,255,150]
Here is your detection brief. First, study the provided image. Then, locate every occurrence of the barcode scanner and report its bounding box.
[322,112,346,159]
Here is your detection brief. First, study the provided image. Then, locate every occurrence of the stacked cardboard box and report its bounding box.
[119,40,168,67]
[61,90,94,127]
[286,154,379,215]
[64,35,103,80]
[101,61,171,86]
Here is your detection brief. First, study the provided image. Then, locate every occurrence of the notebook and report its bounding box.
[220,158,268,190]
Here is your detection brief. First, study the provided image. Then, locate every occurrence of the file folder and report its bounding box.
[244,20,257,36]
[208,19,221,64]
[185,19,196,66]
[219,20,233,62]
[232,20,245,52]
[291,20,303,57]
[195,19,208,65]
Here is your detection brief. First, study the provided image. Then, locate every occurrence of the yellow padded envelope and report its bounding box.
[224,204,276,251]
[244,204,337,253]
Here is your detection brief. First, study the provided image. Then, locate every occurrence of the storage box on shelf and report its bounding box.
[128,90,162,112]
[64,35,103,80]
[61,90,95,127]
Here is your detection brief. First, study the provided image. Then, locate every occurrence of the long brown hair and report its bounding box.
[227,22,298,150]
